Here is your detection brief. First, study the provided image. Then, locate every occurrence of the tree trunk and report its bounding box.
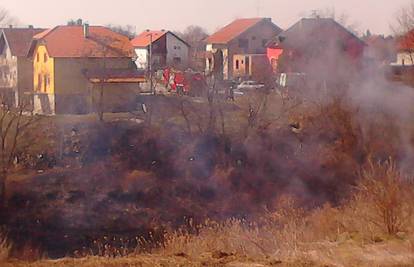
[0,173,6,208]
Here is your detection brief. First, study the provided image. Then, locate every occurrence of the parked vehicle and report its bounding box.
[237,80,265,91]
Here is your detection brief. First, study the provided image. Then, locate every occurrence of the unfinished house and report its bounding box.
[205,18,282,80]
[131,30,190,70]
[0,26,45,107]
[267,17,366,86]
[28,24,144,115]
[232,54,272,82]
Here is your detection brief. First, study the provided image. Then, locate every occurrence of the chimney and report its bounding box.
[28,25,34,29]
[8,25,13,29]
[83,23,89,38]
[77,19,83,26]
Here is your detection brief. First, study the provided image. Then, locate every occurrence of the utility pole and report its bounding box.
[147,33,154,95]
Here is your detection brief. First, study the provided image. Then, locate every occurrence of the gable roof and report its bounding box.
[1,28,45,57]
[206,18,282,44]
[269,18,365,49]
[131,30,167,47]
[131,30,190,48]
[30,25,135,58]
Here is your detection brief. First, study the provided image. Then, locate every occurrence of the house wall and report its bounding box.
[53,57,131,114]
[395,52,414,66]
[166,32,189,68]
[267,47,284,73]
[33,45,55,94]
[0,40,18,89]
[17,57,36,106]
[233,54,271,82]
[207,19,281,80]
[0,37,18,107]
[90,82,140,113]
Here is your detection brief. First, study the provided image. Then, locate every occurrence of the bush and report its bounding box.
[346,159,413,237]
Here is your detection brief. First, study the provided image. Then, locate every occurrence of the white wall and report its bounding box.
[166,32,189,67]
[134,48,148,69]
[394,52,414,66]
[33,93,55,115]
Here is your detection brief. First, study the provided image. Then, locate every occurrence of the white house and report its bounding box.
[131,30,190,70]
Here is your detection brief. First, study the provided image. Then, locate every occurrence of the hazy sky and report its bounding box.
[1,0,411,35]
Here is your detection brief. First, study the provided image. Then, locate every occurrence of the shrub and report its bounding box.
[347,159,413,237]
[0,232,11,262]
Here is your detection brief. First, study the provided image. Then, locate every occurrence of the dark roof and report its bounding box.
[268,18,365,49]
[84,68,146,83]
[206,18,282,44]
[30,25,135,58]
[1,28,45,57]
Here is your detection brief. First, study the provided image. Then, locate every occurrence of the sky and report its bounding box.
[0,0,411,35]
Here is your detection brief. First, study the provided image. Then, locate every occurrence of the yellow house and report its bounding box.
[29,24,144,115]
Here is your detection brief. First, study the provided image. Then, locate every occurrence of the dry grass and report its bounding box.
[0,232,11,263]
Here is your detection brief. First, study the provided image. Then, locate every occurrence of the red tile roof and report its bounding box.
[131,30,168,47]
[1,28,45,57]
[398,30,414,51]
[206,18,280,44]
[31,25,134,58]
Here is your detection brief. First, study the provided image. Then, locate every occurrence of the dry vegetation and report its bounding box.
[1,85,414,266]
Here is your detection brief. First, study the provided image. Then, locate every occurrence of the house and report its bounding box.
[392,30,414,66]
[0,26,45,107]
[267,17,366,86]
[205,18,282,80]
[390,30,414,82]
[363,35,396,66]
[131,30,190,70]
[28,24,144,115]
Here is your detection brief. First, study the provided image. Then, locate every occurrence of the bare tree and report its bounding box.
[176,25,209,70]
[106,24,136,39]
[0,7,17,26]
[0,101,39,206]
[392,1,414,35]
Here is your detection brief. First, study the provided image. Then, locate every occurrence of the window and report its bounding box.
[44,53,48,62]
[235,59,239,70]
[252,36,256,40]
[37,74,42,91]
[238,39,249,49]
[173,57,182,64]
[262,39,268,47]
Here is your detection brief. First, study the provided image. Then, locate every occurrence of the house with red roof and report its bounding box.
[392,30,414,66]
[131,30,190,70]
[0,26,45,107]
[28,24,144,115]
[205,18,282,80]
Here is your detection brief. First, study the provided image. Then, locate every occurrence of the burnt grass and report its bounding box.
[0,98,399,258]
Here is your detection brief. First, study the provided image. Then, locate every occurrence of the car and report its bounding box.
[237,80,265,91]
